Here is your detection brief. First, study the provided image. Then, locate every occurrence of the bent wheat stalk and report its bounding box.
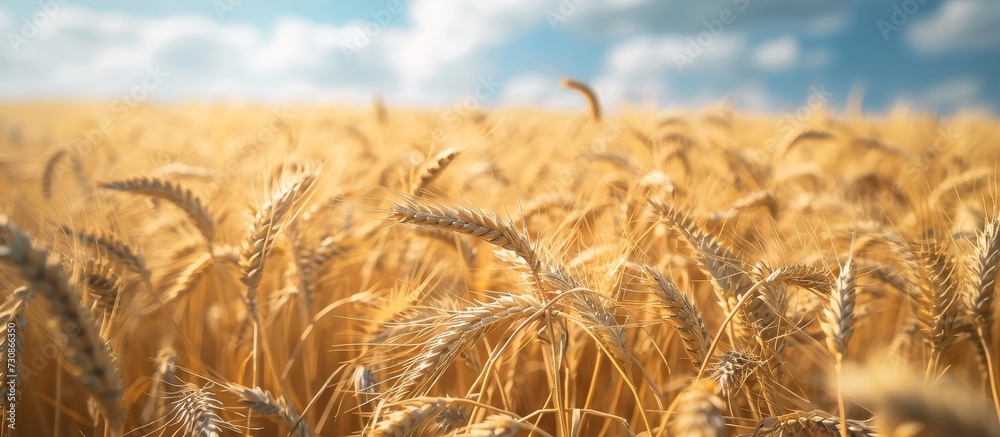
[0,215,124,433]
[411,147,462,196]
[100,176,216,243]
[560,78,601,122]
[228,383,314,437]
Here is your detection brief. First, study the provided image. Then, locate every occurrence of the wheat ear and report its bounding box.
[0,287,30,405]
[672,380,726,437]
[0,215,124,431]
[411,147,462,196]
[391,293,543,398]
[452,415,544,437]
[79,256,125,321]
[241,168,318,321]
[970,217,1000,421]
[228,383,314,437]
[390,202,541,279]
[752,410,874,437]
[168,383,232,437]
[100,176,216,243]
[970,217,1000,333]
[710,350,762,396]
[140,347,178,428]
[559,78,601,122]
[844,366,1000,437]
[644,265,710,369]
[649,201,751,306]
[913,240,961,375]
[371,397,461,437]
[42,147,75,199]
[821,236,856,437]
[62,225,147,276]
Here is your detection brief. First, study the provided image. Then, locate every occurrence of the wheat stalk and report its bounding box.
[751,410,874,437]
[710,350,762,397]
[672,380,726,437]
[411,147,462,196]
[451,414,541,437]
[913,240,961,374]
[0,215,124,432]
[0,287,29,405]
[559,78,601,122]
[241,167,318,321]
[371,397,452,437]
[227,383,314,437]
[62,225,147,276]
[78,256,125,320]
[822,240,857,437]
[644,265,710,369]
[167,383,232,437]
[100,176,216,243]
[390,293,543,398]
[140,346,178,428]
[390,202,541,281]
[970,217,1000,331]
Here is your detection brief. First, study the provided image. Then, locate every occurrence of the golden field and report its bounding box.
[0,97,999,436]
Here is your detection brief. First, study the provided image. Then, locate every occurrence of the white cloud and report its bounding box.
[0,5,430,103]
[727,82,776,110]
[752,36,799,71]
[589,33,750,109]
[0,8,11,29]
[894,77,995,113]
[906,0,1000,54]
[384,0,548,104]
[556,0,850,37]
[0,1,551,105]
[922,77,982,108]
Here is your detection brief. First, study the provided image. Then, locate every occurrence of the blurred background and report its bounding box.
[0,0,997,114]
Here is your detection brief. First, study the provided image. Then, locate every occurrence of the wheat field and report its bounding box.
[0,92,999,436]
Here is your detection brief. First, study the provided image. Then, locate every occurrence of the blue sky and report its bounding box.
[1,0,998,114]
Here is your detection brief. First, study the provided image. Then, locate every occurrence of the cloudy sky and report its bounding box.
[1,0,998,113]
